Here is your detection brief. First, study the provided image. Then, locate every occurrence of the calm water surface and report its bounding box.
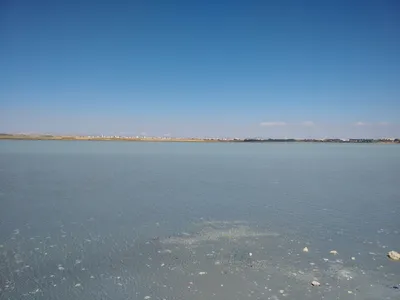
[0,141,399,300]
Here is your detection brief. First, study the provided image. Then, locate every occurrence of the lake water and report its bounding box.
[0,140,399,300]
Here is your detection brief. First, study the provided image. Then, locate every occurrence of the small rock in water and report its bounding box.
[303,247,309,253]
[198,271,207,275]
[330,250,338,255]
[311,280,321,287]
[387,251,400,261]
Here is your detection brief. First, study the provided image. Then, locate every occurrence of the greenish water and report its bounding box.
[0,141,399,299]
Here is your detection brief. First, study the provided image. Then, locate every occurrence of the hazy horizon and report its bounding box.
[1,121,399,140]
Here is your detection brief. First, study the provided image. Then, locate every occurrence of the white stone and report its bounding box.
[311,280,321,287]
[387,251,400,261]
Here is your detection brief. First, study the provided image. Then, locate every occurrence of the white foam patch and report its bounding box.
[161,223,279,247]
[327,262,356,280]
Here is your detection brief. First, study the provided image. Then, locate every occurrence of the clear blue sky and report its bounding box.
[1,0,399,138]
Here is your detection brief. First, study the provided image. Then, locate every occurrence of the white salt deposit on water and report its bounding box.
[198,271,207,275]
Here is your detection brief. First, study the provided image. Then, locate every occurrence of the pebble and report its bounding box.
[311,281,321,287]
[387,251,400,261]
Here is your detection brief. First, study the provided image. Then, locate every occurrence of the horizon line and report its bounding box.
[0,133,399,141]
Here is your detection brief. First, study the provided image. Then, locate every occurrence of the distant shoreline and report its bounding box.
[0,134,399,144]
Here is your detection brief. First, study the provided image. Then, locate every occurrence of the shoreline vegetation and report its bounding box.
[0,134,399,144]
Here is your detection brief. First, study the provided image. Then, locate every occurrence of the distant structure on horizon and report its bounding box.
[0,133,398,144]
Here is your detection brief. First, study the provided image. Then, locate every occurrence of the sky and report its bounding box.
[1,0,399,138]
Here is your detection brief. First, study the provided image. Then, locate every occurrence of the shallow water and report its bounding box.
[0,141,399,299]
